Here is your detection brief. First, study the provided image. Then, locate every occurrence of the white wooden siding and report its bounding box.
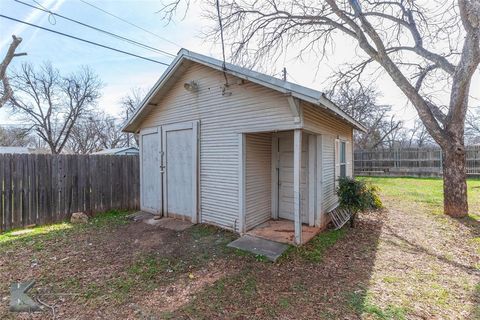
[245,133,272,230]
[139,62,297,230]
[303,103,354,213]
[302,103,352,138]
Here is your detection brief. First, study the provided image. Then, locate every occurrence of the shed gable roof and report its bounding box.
[122,49,366,132]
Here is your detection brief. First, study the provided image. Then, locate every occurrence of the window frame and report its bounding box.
[339,141,347,178]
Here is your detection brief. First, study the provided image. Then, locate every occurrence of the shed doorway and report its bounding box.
[276,131,309,224]
[140,127,162,214]
[140,121,199,223]
[242,130,322,244]
[162,122,198,222]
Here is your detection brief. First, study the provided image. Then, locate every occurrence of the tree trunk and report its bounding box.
[442,145,468,218]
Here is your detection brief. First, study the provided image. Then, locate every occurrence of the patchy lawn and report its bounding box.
[0,177,479,319]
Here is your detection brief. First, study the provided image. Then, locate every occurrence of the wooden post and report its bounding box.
[308,134,316,227]
[293,129,302,245]
[238,133,246,233]
[271,133,279,220]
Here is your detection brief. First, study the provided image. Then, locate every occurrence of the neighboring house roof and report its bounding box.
[122,49,367,133]
[92,147,139,155]
[0,147,51,154]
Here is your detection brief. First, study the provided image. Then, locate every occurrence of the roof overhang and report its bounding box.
[122,49,367,133]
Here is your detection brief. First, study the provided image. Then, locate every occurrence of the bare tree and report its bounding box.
[1,35,26,108]
[7,62,102,154]
[0,126,34,147]
[327,82,403,150]
[66,116,103,154]
[407,119,436,148]
[161,0,480,217]
[466,106,480,144]
[67,112,131,154]
[97,115,130,149]
[120,88,145,146]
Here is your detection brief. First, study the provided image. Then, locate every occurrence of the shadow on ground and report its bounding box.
[164,213,385,319]
[458,216,480,320]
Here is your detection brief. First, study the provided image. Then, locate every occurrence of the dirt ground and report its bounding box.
[0,185,479,319]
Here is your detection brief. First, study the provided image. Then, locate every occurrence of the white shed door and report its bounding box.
[140,128,162,214]
[277,132,308,223]
[162,122,198,221]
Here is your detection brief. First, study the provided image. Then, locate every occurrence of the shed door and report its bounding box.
[277,132,308,223]
[140,127,162,214]
[162,122,198,222]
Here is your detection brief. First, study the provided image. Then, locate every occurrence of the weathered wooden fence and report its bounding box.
[354,146,480,177]
[0,154,139,232]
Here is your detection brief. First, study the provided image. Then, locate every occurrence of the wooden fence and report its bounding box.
[0,154,139,232]
[354,146,480,177]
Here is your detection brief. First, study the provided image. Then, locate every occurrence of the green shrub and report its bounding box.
[337,177,383,213]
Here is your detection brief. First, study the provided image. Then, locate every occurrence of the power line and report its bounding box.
[79,0,182,49]
[0,14,171,66]
[14,0,175,58]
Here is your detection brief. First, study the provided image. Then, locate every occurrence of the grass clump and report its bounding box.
[286,228,347,262]
[348,289,408,320]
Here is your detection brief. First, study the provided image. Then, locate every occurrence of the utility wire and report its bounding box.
[14,0,175,58]
[0,14,171,66]
[79,0,182,48]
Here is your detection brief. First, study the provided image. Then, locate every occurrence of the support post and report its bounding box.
[293,129,302,245]
[308,134,316,227]
[238,133,246,233]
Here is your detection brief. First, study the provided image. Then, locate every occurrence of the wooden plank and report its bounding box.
[84,155,91,214]
[238,133,246,233]
[51,155,58,222]
[28,154,37,226]
[78,155,85,213]
[293,129,302,245]
[72,155,79,213]
[308,134,316,227]
[4,154,12,231]
[315,135,323,227]
[90,156,97,213]
[12,154,22,228]
[58,155,66,220]
[21,155,29,227]
[46,154,53,223]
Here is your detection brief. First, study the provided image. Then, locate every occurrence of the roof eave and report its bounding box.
[122,49,368,133]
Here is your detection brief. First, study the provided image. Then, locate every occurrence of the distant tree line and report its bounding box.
[328,82,480,150]
[1,61,142,154]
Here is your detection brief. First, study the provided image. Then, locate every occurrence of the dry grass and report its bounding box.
[0,178,479,319]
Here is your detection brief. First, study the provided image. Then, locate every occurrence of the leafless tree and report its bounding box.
[7,62,102,154]
[466,106,480,144]
[120,88,145,146]
[97,115,130,149]
[67,112,132,154]
[66,115,103,154]
[0,126,34,147]
[160,0,480,217]
[407,119,436,148]
[327,82,403,150]
[1,35,26,108]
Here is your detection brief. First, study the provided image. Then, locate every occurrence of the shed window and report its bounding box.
[340,141,346,178]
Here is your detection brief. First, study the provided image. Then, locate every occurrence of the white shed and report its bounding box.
[123,49,365,245]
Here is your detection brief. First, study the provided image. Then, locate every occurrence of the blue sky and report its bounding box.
[1,0,479,127]
[0,0,214,123]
